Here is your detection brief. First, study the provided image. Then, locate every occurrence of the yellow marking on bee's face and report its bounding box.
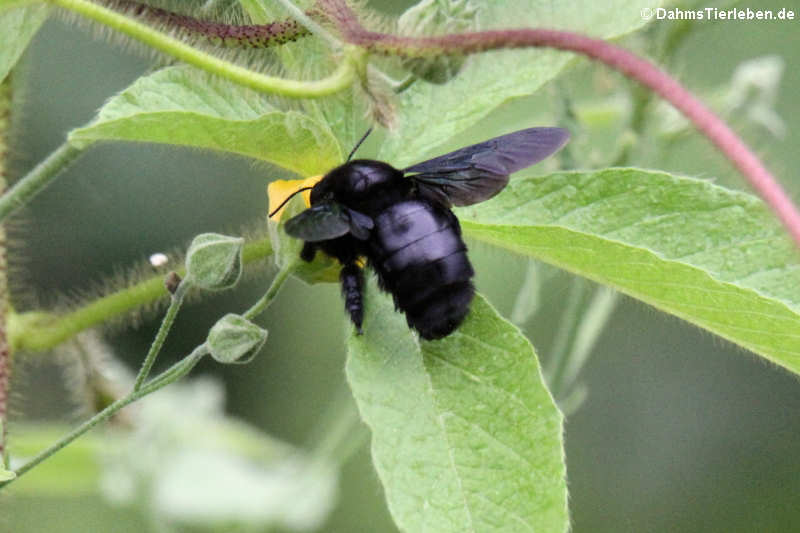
[267,175,324,221]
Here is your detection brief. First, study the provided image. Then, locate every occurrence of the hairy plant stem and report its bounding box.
[243,261,294,320]
[101,0,311,47]
[50,0,363,97]
[0,141,84,224]
[318,0,800,249]
[0,78,11,468]
[132,279,188,391]
[10,236,273,353]
[273,0,339,48]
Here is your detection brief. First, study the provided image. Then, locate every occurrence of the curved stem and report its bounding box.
[0,141,84,224]
[319,0,800,249]
[50,0,361,98]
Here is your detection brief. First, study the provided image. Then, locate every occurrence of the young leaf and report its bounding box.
[347,284,567,532]
[380,0,660,166]
[0,4,49,82]
[69,65,343,177]
[459,168,800,375]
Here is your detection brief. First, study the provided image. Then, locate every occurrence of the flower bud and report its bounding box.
[185,233,243,291]
[207,314,268,364]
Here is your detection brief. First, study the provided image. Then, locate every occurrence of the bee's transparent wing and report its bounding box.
[284,203,373,242]
[403,127,569,207]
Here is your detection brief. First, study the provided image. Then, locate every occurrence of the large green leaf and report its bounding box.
[380,0,660,166]
[459,168,800,374]
[347,286,567,532]
[0,4,49,82]
[70,65,343,177]
[0,0,39,11]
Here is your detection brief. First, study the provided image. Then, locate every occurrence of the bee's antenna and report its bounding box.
[346,127,373,162]
[268,186,314,218]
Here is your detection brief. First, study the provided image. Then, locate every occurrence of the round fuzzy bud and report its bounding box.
[207,314,268,364]
[185,233,243,291]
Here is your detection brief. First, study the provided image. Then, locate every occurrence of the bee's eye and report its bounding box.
[310,182,330,203]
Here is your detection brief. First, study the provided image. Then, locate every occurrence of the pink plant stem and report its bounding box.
[320,0,800,247]
[102,0,310,47]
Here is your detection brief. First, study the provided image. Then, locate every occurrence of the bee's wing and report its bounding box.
[284,203,373,242]
[403,127,569,207]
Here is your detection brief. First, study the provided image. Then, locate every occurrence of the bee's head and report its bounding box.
[313,160,401,206]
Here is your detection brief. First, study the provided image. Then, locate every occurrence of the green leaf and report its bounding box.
[460,168,800,374]
[70,65,343,177]
[0,4,49,82]
[380,0,660,166]
[347,285,567,532]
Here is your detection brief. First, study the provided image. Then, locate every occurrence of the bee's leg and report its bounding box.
[300,242,317,262]
[340,262,364,335]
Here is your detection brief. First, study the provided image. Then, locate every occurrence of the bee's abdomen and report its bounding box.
[369,200,475,340]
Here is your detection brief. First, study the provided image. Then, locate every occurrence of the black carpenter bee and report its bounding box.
[271,127,569,340]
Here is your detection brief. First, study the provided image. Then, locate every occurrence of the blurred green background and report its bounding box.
[5,1,800,532]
